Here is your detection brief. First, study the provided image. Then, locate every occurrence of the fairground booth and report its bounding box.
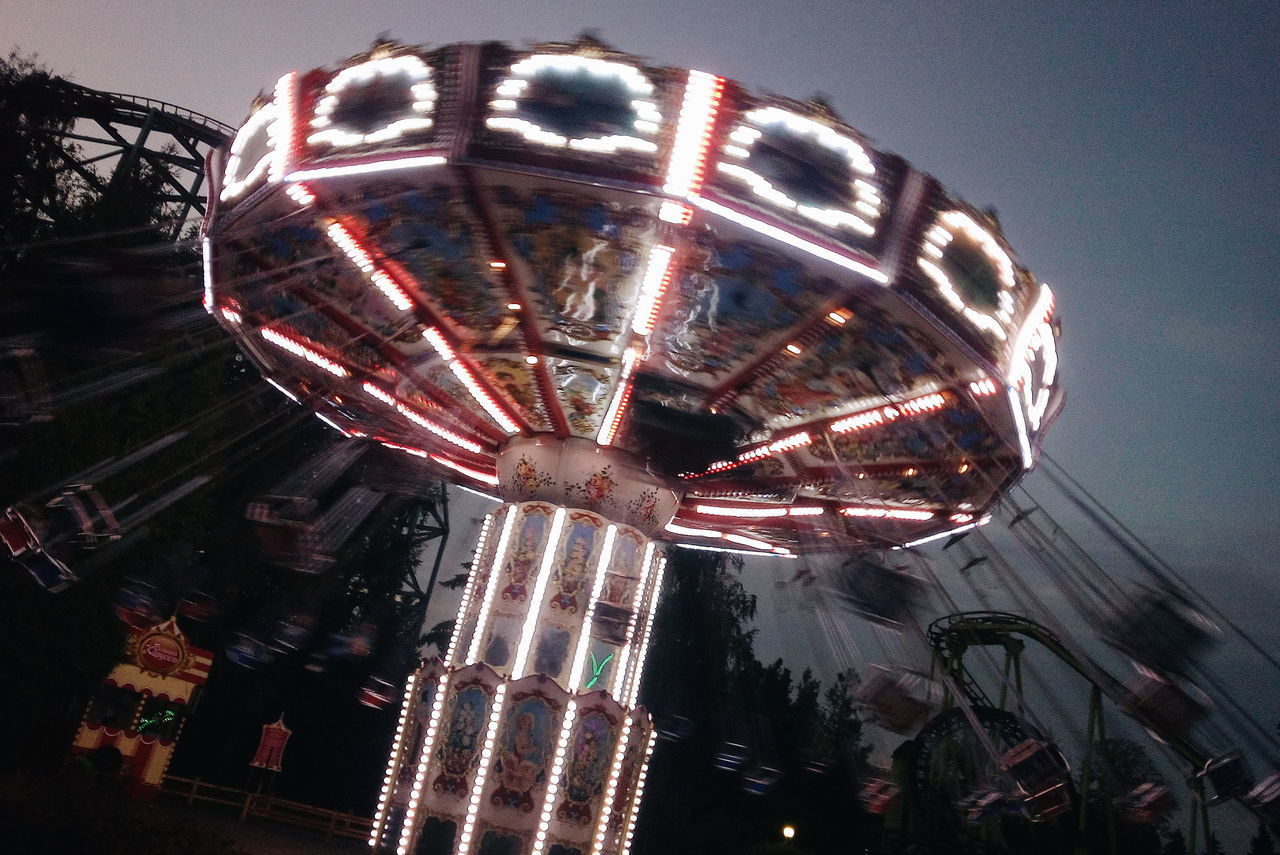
[71,617,213,797]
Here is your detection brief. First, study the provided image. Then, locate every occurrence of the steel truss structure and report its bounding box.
[48,80,233,238]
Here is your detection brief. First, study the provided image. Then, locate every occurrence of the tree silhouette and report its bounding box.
[1161,829,1188,855]
[1248,825,1277,855]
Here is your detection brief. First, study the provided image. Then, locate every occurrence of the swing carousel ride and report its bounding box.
[201,37,1063,855]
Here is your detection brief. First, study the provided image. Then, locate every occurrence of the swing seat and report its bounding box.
[1,507,40,556]
[1122,782,1173,823]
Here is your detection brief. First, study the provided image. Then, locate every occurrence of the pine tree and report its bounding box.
[1163,829,1189,855]
[0,50,84,273]
[1248,825,1278,855]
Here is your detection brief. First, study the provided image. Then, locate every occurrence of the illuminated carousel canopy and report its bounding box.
[203,37,1063,558]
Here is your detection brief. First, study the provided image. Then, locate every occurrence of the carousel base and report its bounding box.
[375,662,654,855]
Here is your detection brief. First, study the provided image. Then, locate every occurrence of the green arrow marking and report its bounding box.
[585,651,615,689]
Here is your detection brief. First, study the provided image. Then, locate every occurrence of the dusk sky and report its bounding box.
[6,1,1274,546]
[5,0,1277,839]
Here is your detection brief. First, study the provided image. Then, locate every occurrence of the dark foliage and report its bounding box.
[633,550,871,854]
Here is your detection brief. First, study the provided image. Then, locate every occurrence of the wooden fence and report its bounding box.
[161,774,373,840]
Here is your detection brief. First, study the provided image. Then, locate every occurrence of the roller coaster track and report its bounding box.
[42,79,234,238]
[927,611,1272,826]
[929,611,1207,770]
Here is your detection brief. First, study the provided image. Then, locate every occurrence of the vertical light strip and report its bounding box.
[567,525,619,691]
[369,670,418,848]
[595,348,640,447]
[511,508,568,678]
[663,69,724,198]
[467,507,519,664]
[454,685,508,855]
[1008,283,1055,372]
[630,245,676,336]
[445,513,495,667]
[201,237,214,314]
[1006,283,1057,436]
[617,729,658,855]
[590,716,634,855]
[624,556,666,708]
[1007,386,1034,470]
[269,71,298,182]
[395,671,451,854]
[220,102,278,201]
[609,542,657,698]
[530,699,579,855]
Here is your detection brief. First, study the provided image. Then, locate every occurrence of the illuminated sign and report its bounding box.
[136,630,186,676]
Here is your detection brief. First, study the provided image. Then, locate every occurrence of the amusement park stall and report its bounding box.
[71,617,213,798]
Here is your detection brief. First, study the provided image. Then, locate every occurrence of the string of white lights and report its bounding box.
[310,55,435,148]
[616,728,657,855]
[422,328,522,434]
[445,513,495,667]
[429,454,500,487]
[221,101,278,202]
[361,381,485,455]
[530,699,578,855]
[285,154,447,182]
[609,543,657,698]
[624,557,666,708]
[453,684,508,855]
[260,327,350,377]
[268,72,298,183]
[511,508,569,678]
[487,54,661,154]
[590,717,633,855]
[567,525,620,691]
[629,245,675,336]
[467,509,520,664]
[369,670,418,849]
[917,210,1017,340]
[395,671,451,855]
[201,237,215,313]
[716,105,880,236]
[1007,284,1057,436]
[662,70,723,199]
[595,348,640,447]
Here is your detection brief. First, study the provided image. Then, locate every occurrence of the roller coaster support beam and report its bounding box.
[929,611,1274,830]
[997,637,1025,713]
[44,79,234,239]
[1075,686,1118,855]
[929,612,1210,771]
[1186,776,1213,854]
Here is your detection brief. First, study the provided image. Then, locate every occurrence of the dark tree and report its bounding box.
[0,51,84,272]
[1249,825,1277,855]
[633,549,870,854]
[1163,829,1189,855]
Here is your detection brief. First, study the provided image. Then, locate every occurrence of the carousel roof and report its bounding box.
[204,38,1063,556]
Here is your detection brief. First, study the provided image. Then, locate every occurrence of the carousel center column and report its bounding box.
[373,437,681,855]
